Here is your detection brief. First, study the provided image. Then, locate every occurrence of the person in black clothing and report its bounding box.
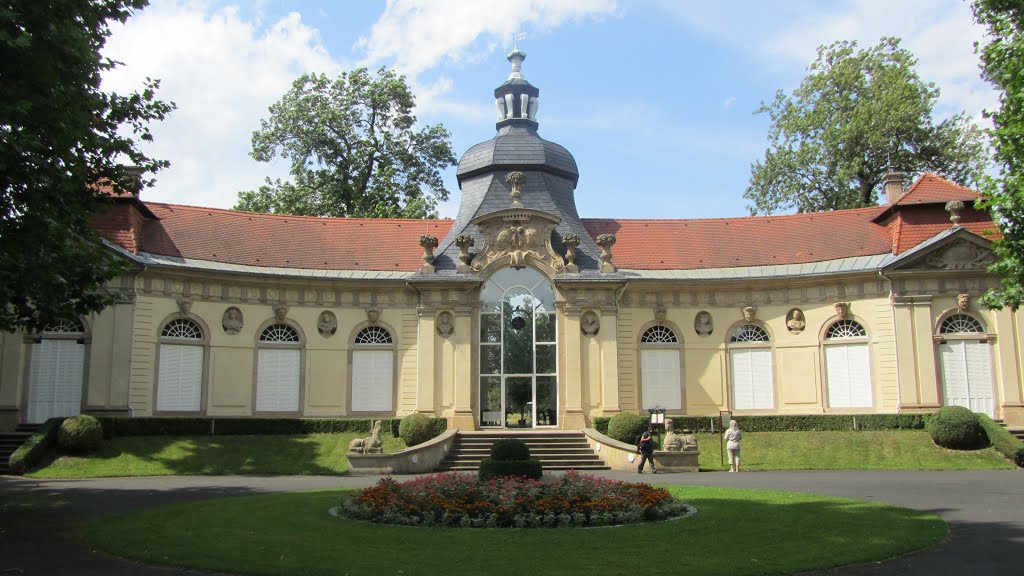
[636,427,657,474]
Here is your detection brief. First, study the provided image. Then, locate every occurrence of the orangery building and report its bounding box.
[2,51,1023,431]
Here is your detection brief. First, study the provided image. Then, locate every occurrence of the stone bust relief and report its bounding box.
[786,308,806,333]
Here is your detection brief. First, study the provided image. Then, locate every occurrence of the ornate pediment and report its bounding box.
[469,209,564,275]
[892,236,995,272]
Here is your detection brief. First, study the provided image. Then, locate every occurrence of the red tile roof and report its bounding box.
[91,174,998,273]
[139,203,454,271]
[583,207,893,270]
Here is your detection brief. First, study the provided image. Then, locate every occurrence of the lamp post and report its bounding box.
[648,407,666,448]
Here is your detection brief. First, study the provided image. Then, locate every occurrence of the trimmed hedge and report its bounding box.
[925,406,986,449]
[478,458,543,482]
[490,438,531,461]
[595,413,927,435]
[607,412,649,444]
[58,414,104,453]
[8,417,64,475]
[96,417,447,438]
[978,414,1024,466]
[398,413,434,447]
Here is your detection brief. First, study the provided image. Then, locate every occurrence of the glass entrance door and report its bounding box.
[479,267,558,429]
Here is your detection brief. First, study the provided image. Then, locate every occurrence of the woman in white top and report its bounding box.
[724,420,742,472]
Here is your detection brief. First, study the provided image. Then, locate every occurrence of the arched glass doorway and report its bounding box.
[479,267,557,428]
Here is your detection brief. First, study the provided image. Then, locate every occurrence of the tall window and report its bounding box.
[938,313,994,417]
[824,319,871,408]
[639,325,682,410]
[256,323,301,412]
[27,319,86,423]
[728,324,773,410]
[157,319,205,412]
[351,325,395,413]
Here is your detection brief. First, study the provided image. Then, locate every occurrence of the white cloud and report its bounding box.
[721,96,737,110]
[358,0,620,101]
[102,1,340,208]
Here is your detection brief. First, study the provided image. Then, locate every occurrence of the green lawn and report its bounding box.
[24,429,1012,478]
[85,486,947,576]
[26,433,407,478]
[691,430,1013,470]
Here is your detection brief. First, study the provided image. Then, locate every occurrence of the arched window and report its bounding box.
[156,319,205,412]
[823,319,871,408]
[728,323,773,410]
[256,323,301,412]
[27,320,86,423]
[639,325,682,410]
[351,325,395,413]
[938,313,993,417]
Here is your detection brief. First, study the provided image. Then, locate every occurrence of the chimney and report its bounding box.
[883,172,905,205]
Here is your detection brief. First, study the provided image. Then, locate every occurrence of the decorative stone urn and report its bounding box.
[419,235,439,274]
[455,233,475,273]
[506,171,526,207]
[562,233,580,273]
[945,200,964,226]
[596,233,616,273]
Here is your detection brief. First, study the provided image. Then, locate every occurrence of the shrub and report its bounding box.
[399,413,434,447]
[977,414,1024,467]
[478,458,543,482]
[8,417,63,474]
[593,416,611,434]
[58,414,104,453]
[925,406,986,449]
[607,412,648,444]
[490,438,530,461]
[96,417,447,438]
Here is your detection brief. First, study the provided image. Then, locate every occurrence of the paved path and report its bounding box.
[1,470,1021,575]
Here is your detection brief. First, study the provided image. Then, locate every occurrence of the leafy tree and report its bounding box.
[0,0,173,332]
[975,1,1024,309]
[746,37,988,214]
[235,68,456,219]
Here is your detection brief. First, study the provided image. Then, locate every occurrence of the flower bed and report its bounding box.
[338,471,692,528]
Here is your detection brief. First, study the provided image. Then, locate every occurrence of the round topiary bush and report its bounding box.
[607,411,648,444]
[490,438,530,461]
[58,414,103,453]
[925,406,986,449]
[399,413,433,447]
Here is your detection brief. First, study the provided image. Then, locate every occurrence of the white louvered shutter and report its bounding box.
[750,348,774,409]
[641,349,681,410]
[731,350,754,409]
[964,341,994,417]
[256,349,300,411]
[157,345,202,411]
[28,340,84,423]
[826,344,871,408]
[941,342,970,410]
[352,350,393,412]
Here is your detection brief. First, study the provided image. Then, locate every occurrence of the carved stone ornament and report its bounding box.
[595,233,616,273]
[176,296,193,317]
[317,311,337,338]
[945,200,965,226]
[694,311,713,337]
[366,308,381,324]
[786,308,806,333]
[923,240,995,270]
[581,310,600,337]
[222,307,243,335]
[833,302,850,319]
[436,311,455,338]
[506,171,526,207]
[272,303,288,322]
[742,306,757,322]
[562,233,580,273]
[957,293,970,311]
[469,209,564,275]
[654,307,667,324]
[454,233,475,273]
[419,235,438,274]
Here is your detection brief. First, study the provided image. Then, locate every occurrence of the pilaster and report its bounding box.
[600,307,621,414]
[416,310,436,413]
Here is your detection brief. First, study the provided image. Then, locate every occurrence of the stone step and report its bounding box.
[438,463,609,472]
[438,430,609,472]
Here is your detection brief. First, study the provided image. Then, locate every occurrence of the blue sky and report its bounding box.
[102,0,997,220]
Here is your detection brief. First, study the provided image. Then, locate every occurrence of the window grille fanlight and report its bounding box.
[825,319,867,340]
[162,319,203,340]
[640,325,677,344]
[940,313,984,334]
[355,325,393,345]
[730,324,770,343]
[260,323,300,343]
[41,319,85,334]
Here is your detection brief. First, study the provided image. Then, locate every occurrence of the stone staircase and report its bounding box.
[437,430,608,472]
[0,424,40,475]
[994,419,1024,442]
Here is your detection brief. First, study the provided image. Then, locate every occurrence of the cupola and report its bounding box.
[494,49,540,129]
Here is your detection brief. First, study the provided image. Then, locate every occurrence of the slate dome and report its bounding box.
[456,125,579,185]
